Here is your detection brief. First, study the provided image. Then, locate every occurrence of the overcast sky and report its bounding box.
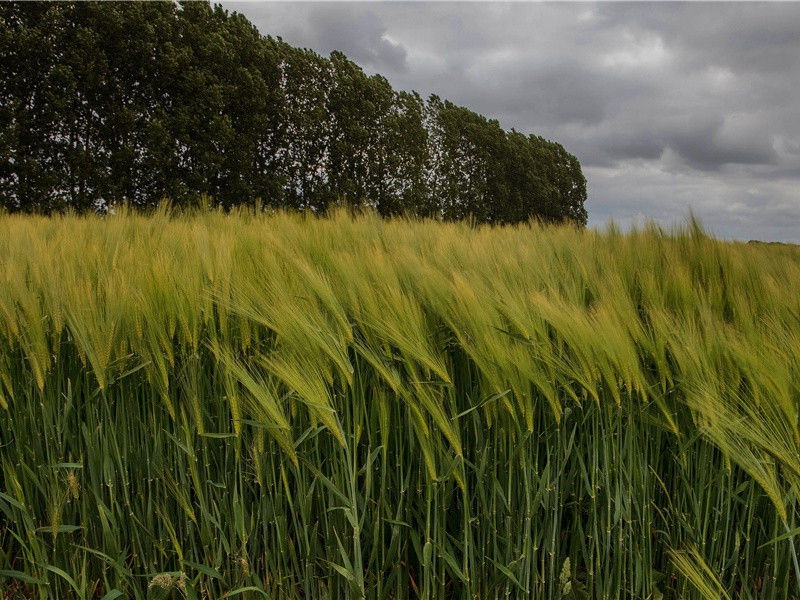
[224,2,800,242]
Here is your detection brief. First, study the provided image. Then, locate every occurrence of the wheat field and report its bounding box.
[0,208,799,599]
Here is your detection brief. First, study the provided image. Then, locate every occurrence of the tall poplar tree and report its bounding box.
[0,1,588,225]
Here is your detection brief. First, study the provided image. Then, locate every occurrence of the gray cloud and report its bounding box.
[234,3,408,72]
[308,7,407,72]
[224,1,800,242]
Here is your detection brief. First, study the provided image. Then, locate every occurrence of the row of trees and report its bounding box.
[0,2,587,225]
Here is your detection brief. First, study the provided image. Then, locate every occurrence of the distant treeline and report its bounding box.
[0,2,587,224]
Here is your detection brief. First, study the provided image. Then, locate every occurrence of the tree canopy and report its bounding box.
[0,1,587,225]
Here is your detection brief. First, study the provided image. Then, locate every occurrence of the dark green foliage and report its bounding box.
[0,1,587,225]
